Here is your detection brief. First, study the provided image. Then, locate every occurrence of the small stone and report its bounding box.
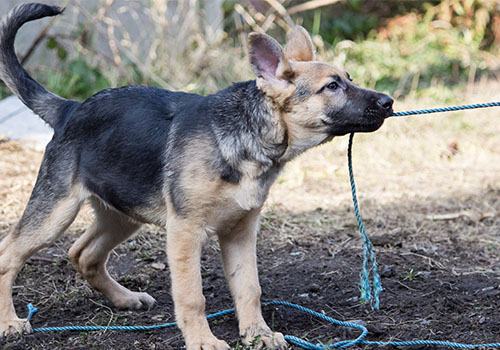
[381,265,395,278]
[151,262,166,270]
[308,283,320,293]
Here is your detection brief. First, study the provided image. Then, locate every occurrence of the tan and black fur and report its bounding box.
[0,3,393,349]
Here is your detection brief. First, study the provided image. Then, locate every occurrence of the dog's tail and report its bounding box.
[0,3,79,129]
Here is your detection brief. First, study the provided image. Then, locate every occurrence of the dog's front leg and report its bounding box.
[218,209,288,349]
[167,217,230,350]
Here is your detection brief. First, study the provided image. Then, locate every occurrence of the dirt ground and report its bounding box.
[1,82,499,349]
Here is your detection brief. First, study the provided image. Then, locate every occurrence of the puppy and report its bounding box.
[0,3,393,349]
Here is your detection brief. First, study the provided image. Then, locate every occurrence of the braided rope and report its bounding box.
[347,133,382,310]
[26,301,500,349]
[350,101,500,309]
[390,101,500,117]
[27,303,234,333]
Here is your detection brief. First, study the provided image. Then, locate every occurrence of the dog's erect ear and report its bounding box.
[248,32,293,81]
[248,32,295,103]
[285,26,316,62]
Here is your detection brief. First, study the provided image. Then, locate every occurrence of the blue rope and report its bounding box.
[26,301,500,349]
[349,101,500,309]
[390,101,500,117]
[23,102,500,348]
[347,133,382,310]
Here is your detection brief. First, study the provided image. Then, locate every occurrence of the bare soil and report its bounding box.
[2,193,500,350]
[1,86,499,349]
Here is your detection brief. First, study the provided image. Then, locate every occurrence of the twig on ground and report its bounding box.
[89,298,115,333]
[400,252,446,270]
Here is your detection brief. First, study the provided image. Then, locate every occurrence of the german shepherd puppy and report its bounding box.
[0,3,393,349]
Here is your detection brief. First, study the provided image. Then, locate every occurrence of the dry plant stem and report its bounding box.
[263,0,293,27]
[88,298,114,332]
[252,1,291,32]
[233,12,247,51]
[287,0,343,15]
[244,0,340,35]
[235,4,264,33]
[76,5,173,91]
[100,0,121,67]
[261,13,277,32]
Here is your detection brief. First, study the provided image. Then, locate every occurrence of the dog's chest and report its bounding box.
[230,161,281,211]
[206,180,267,236]
[231,177,268,211]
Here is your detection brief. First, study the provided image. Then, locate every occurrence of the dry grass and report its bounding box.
[24,0,499,100]
[0,141,41,230]
[0,140,92,235]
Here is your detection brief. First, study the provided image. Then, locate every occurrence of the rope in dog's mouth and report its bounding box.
[353,100,500,310]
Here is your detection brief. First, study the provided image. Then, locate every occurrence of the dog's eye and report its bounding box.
[326,82,338,90]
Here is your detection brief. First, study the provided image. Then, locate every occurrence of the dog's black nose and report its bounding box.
[377,94,394,111]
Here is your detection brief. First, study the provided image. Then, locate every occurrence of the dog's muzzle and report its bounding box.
[375,93,394,119]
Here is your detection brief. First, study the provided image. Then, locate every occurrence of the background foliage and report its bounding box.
[0,0,499,102]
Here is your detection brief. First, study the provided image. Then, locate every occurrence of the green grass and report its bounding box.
[35,58,112,101]
[0,82,10,100]
[331,20,492,100]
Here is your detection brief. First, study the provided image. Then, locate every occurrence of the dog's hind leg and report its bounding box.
[68,198,155,310]
[218,209,288,350]
[0,173,85,336]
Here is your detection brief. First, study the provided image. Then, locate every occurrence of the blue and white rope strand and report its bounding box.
[347,133,382,310]
[351,101,500,309]
[26,301,500,349]
[390,102,500,117]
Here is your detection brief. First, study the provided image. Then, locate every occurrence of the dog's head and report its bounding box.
[248,27,393,159]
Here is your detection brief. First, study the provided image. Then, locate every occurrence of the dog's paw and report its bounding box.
[242,326,288,350]
[0,318,32,337]
[113,291,156,310]
[186,335,230,350]
[259,332,288,350]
